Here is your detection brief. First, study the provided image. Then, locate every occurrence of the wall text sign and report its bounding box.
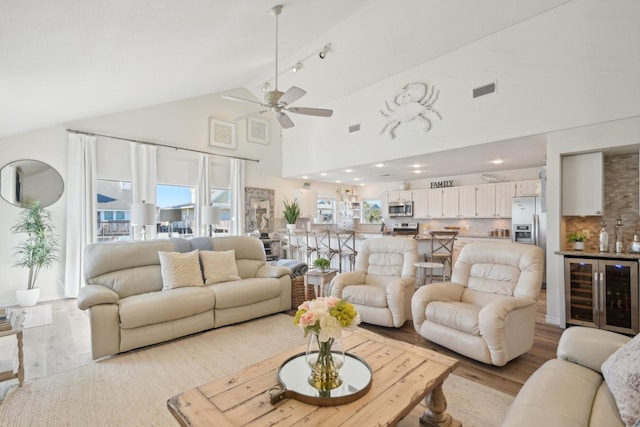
[430,180,454,189]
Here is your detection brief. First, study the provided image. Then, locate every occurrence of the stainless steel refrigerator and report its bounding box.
[512,196,546,283]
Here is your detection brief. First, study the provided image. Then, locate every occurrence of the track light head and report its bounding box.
[318,44,331,59]
[291,62,302,73]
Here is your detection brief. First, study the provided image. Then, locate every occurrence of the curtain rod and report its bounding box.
[66,128,259,163]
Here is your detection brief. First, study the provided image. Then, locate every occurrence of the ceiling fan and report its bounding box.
[223,4,333,129]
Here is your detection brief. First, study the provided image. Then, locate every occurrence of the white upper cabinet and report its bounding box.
[495,182,516,217]
[387,190,413,202]
[413,189,428,218]
[475,184,496,218]
[442,187,459,218]
[515,179,541,196]
[292,188,317,218]
[458,186,476,218]
[562,152,604,216]
[426,189,443,218]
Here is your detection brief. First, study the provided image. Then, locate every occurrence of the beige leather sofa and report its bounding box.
[502,327,629,426]
[412,242,543,366]
[77,236,291,359]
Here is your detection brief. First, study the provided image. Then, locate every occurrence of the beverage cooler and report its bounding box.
[564,257,639,335]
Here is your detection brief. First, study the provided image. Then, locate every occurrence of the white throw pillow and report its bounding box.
[159,250,204,290]
[200,250,241,285]
[601,332,640,427]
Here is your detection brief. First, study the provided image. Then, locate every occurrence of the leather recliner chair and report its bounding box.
[330,237,417,328]
[411,242,544,366]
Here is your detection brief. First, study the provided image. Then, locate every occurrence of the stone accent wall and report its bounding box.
[564,152,639,252]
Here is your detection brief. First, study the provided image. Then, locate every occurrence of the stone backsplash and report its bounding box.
[564,152,639,252]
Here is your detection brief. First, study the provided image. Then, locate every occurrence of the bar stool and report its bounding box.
[428,230,458,280]
[414,261,445,287]
[336,230,357,273]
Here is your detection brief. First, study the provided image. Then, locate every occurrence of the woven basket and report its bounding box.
[291,276,315,309]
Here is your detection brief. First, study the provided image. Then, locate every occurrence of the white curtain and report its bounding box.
[63,133,97,298]
[230,158,245,236]
[130,143,157,239]
[196,153,211,237]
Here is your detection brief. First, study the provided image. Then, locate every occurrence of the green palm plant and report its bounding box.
[11,201,60,289]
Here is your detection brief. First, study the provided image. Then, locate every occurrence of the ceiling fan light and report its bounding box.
[260,82,270,92]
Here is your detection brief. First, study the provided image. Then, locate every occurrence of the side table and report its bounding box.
[0,309,25,387]
[303,269,337,299]
[414,261,445,287]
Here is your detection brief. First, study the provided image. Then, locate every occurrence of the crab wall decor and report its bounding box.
[380,82,442,139]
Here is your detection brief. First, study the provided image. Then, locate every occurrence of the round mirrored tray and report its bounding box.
[269,352,372,406]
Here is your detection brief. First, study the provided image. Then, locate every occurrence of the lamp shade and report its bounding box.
[201,206,220,225]
[159,208,182,222]
[131,201,156,225]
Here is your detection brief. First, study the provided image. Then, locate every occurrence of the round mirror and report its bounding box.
[0,160,64,208]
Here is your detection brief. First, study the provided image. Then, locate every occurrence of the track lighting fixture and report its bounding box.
[318,44,331,59]
[291,62,302,73]
[260,82,270,92]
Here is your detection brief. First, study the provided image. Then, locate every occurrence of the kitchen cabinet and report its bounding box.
[441,188,458,218]
[293,189,317,218]
[562,152,603,216]
[387,190,413,202]
[458,186,476,218]
[515,180,541,197]
[564,257,638,334]
[474,184,496,218]
[426,189,442,218]
[413,190,428,218]
[495,182,516,217]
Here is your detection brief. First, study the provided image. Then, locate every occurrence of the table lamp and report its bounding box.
[201,205,220,237]
[159,208,182,237]
[131,201,156,240]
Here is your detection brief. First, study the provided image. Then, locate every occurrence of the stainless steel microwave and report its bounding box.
[388,201,413,217]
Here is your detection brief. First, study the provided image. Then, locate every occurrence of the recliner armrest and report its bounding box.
[557,326,630,373]
[77,285,119,310]
[256,265,291,279]
[329,271,366,297]
[411,283,465,327]
[479,296,536,322]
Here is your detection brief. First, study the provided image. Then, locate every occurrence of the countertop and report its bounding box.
[555,250,640,260]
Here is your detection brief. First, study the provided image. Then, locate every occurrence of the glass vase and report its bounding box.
[305,332,345,393]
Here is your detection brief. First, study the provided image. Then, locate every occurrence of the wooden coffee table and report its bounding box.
[167,327,460,426]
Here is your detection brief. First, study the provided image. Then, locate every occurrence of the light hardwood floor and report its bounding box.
[0,290,562,401]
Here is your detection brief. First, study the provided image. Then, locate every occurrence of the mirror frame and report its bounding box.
[0,159,64,208]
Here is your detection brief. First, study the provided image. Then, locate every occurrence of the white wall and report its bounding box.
[0,88,340,304]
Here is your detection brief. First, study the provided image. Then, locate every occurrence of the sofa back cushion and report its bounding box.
[203,236,266,279]
[84,239,175,298]
[452,242,543,299]
[356,237,417,281]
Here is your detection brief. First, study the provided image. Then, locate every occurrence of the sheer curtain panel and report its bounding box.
[196,154,211,237]
[230,158,245,236]
[63,133,97,297]
[130,143,157,240]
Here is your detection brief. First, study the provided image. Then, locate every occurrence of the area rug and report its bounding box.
[0,314,512,426]
[22,304,53,329]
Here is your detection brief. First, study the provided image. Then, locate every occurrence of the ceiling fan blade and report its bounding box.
[278,86,306,106]
[222,95,263,106]
[287,107,333,117]
[276,112,295,129]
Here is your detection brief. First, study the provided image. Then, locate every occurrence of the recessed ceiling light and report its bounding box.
[302,176,308,179]
[336,180,341,183]
[375,163,384,168]
[492,159,504,164]
[412,164,421,168]
[414,170,422,174]
[360,183,365,186]
[320,173,327,176]
[354,178,360,181]
[345,169,352,173]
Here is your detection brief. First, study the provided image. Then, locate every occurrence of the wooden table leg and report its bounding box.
[17,330,24,386]
[419,381,461,427]
[303,275,309,300]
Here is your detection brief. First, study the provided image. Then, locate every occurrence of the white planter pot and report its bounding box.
[573,242,585,251]
[286,224,296,232]
[16,287,40,307]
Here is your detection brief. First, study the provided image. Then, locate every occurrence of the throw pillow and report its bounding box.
[159,250,204,290]
[601,332,640,427]
[200,250,241,285]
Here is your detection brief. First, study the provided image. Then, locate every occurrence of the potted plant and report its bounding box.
[313,257,331,272]
[567,231,587,251]
[11,201,59,306]
[283,198,301,232]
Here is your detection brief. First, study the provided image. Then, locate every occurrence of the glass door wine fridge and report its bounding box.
[564,257,639,335]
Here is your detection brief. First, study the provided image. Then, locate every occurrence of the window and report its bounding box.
[361,200,383,224]
[157,184,195,236]
[96,179,132,242]
[210,188,231,233]
[317,196,336,224]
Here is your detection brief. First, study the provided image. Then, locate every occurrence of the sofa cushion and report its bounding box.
[602,332,640,427]
[118,286,215,329]
[159,250,204,289]
[208,277,282,309]
[426,301,481,335]
[200,250,241,285]
[343,284,388,308]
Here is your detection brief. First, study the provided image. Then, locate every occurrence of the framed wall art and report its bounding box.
[246,116,269,145]
[208,118,236,150]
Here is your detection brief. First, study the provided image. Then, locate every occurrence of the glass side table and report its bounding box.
[0,309,25,386]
